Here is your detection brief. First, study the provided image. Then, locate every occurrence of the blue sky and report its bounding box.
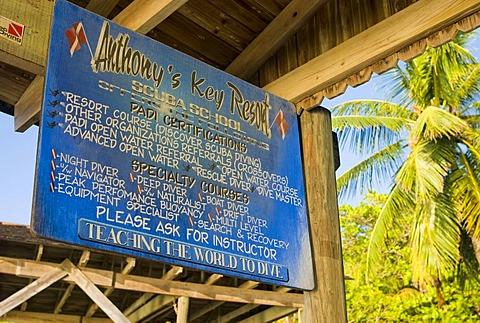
[1,30,478,225]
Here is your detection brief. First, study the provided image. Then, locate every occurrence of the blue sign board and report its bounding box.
[33,0,313,290]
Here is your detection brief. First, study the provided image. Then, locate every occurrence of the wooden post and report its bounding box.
[300,107,347,322]
[176,296,189,323]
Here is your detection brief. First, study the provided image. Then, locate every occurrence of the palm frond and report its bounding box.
[332,99,416,119]
[336,140,406,198]
[410,196,460,284]
[400,35,477,108]
[452,151,480,238]
[395,139,455,202]
[452,64,480,110]
[411,106,469,142]
[333,115,409,154]
[366,184,415,281]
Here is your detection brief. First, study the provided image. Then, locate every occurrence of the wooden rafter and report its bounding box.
[85,257,135,317]
[85,0,120,17]
[0,256,304,307]
[226,0,328,80]
[112,0,188,35]
[0,259,68,316]
[0,310,111,323]
[263,0,480,108]
[188,280,259,321]
[129,272,224,322]
[216,287,293,322]
[237,306,298,323]
[14,75,44,132]
[128,293,175,322]
[60,259,130,323]
[123,265,183,316]
[54,250,90,314]
[20,244,44,311]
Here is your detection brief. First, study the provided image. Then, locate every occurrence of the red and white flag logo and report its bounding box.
[65,21,88,57]
[0,15,25,45]
[273,110,289,140]
[8,22,24,38]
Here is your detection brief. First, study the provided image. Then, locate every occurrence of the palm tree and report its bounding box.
[332,33,480,298]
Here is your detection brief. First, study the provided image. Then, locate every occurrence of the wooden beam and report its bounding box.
[188,280,259,321]
[14,75,44,132]
[123,265,183,316]
[217,287,292,323]
[113,0,188,35]
[131,272,222,322]
[85,257,135,317]
[60,259,130,323]
[0,310,112,323]
[219,304,259,323]
[226,0,327,80]
[85,0,120,17]
[176,296,189,323]
[237,306,298,323]
[54,250,90,314]
[204,273,223,285]
[300,107,347,322]
[0,259,67,316]
[20,244,44,311]
[263,0,480,104]
[0,256,304,307]
[128,294,175,322]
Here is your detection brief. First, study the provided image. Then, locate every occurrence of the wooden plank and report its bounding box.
[188,276,252,321]
[60,259,130,323]
[219,304,259,323]
[54,250,91,314]
[123,265,183,316]
[14,74,44,132]
[237,306,298,323]
[263,0,480,104]
[153,13,239,68]
[113,0,188,35]
[207,0,268,34]
[226,0,328,80]
[217,287,292,323]
[85,257,135,317]
[20,245,44,311]
[300,107,347,322]
[0,260,67,316]
[0,256,304,306]
[0,62,35,105]
[0,310,112,323]
[128,294,175,322]
[176,296,189,323]
[131,277,254,322]
[85,0,120,17]
[176,2,252,52]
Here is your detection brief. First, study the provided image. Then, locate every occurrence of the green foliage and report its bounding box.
[341,193,480,322]
[332,32,480,288]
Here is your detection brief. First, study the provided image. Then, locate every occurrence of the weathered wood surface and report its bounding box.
[1,310,111,323]
[264,0,480,105]
[0,256,305,307]
[300,107,347,322]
